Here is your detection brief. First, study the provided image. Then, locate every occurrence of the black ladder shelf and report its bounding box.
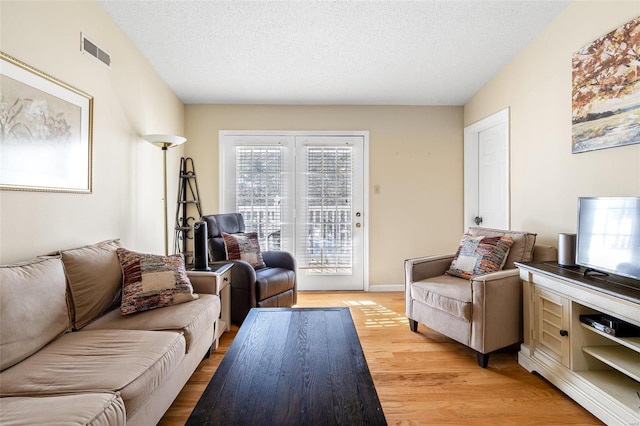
[174,157,203,265]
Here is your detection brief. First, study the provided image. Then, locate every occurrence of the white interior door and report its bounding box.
[220,131,367,291]
[464,109,510,230]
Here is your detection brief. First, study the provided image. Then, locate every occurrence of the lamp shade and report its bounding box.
[143,134,186,149]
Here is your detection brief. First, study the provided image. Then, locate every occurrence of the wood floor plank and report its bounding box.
[159,291,602,425]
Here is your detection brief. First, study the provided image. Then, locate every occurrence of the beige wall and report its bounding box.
[4,0,637,287]
[0,1,185,263]
[465,1,640,247]
[185,105,464,286]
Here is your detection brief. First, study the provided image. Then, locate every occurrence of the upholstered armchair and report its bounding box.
[202,213,297,325]
[405,227,557,367]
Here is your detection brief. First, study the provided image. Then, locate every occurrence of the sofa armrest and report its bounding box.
[262,251,296,271]
[404,254,454,283]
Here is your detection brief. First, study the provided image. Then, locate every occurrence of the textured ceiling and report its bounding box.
[99,0,569,106]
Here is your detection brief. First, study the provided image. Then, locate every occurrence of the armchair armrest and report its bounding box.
[211,260,256,292]
[469,268,523,354]
[262,251,296,271]
[469,268,519,283]
[404,254,454,283]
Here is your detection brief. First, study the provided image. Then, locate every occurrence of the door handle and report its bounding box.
[474,216,483,225]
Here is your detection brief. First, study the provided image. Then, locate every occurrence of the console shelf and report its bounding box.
[516,261,640,426]
[579,322,640,352]
[576,370,640,412]
[582,345,640,382]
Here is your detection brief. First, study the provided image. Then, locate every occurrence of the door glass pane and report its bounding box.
[235,146,283,251]
[302,146,353,275]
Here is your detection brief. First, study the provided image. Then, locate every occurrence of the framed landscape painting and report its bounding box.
[0,52,93,192]
[572,17,640,154]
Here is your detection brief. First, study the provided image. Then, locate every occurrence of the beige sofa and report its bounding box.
[0,240,221,425]
[405,227,557,367]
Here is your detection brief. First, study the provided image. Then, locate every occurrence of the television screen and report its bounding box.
[576,197,640,281]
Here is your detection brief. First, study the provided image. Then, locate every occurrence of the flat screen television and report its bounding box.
[576,197,640,281]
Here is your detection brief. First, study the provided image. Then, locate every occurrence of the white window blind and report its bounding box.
[235,146,284,251]
[301,146,353,274]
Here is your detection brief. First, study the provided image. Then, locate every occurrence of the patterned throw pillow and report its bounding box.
[116,248,198,315]
[447,234,514,279]
[221,232,266,269]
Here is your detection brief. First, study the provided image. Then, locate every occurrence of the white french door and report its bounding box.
[295,136,365,290]
[220,131,367,291]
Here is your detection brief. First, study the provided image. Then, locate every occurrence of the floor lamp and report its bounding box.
[143,134,187,256]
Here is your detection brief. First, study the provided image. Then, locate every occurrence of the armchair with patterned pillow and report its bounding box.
[405,227,557,367]
[202,213,297,325]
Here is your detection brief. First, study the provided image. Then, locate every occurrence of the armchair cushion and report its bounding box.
[410,275,472,321]
[468,227,536,269]
[203,213,245,261]
[116,249,198,315]
[221,232,266,269]
[447,234,514,279]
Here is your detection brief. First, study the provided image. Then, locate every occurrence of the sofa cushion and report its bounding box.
[0,329,185,418]
[222,232,266,269]
[411,275,472,321]
[82,293,219,352]
[468,227,537,269]
[447,234,514,279]
[117,248,199,315]
[0,393,126,426]
[60,239,122,329]
[0,257,71,371]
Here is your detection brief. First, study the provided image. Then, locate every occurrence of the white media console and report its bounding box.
[516,262,640,425]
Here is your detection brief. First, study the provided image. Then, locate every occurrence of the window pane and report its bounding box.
[235,146,283,251]
[303,146,353,274]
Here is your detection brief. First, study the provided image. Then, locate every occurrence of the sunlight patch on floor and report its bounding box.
[342,300,407,328]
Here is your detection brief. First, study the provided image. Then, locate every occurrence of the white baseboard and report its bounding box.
[367,284,404,292]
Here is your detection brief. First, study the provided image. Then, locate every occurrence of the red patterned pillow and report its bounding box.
[446,234,514,279]
[221,232,266,269]
[116,248,198,315]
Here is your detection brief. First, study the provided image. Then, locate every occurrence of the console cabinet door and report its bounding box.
[534,286,571,368]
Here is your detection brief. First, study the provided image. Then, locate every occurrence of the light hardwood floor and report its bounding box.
[160,291,602,425]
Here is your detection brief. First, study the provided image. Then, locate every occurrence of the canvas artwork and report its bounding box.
[0,52,93,192]
[572,17,640,154]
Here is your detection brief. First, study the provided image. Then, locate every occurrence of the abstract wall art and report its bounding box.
[572,17,640,154]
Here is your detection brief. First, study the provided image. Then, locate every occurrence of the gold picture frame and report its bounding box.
[0,51,93,193]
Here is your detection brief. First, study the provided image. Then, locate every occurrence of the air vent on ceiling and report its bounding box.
[81,33,111,68]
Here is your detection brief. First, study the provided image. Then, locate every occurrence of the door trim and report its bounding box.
[219,130,370,290]
[463,108,510,230]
